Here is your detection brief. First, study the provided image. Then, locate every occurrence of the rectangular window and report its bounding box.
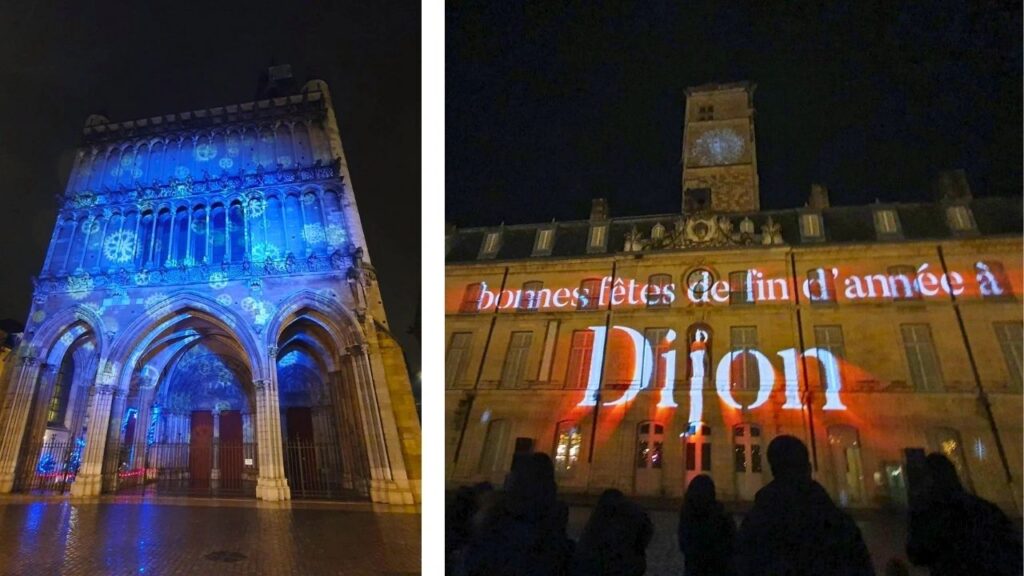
[533,228,554,255]
[729,271,753,305]
[814,325,846,389]
[554,422,582,473]
[730,326,759,391]
[800,213,823,240]
[577,278,600,311]
[459,283,483,313]
[643,328,671,390]
[445,332,473,388]
[519,281,543,312]
[874,209,899,235]
[995,322,1023,389]
[901,324,944,391]
[501,331,533,389]
[565,330,595,389]
[646,274,673,307]
[478,420,510,473]
[947,205,974,231]
[588,224,607,250]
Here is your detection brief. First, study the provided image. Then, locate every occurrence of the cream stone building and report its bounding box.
[444,84,1022,514]
[0,68,420,504]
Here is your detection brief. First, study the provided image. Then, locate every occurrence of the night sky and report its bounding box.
[446,2,1022,226]
[0,3,421,379]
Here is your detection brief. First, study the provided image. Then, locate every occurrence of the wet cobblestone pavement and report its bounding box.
[0,497,420,576]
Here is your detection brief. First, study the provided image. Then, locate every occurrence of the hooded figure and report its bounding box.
[458,453,572,576]
[906,452,1022,576]
[736,435,875,576]
[570,489,653,576]
[678,474,736,576]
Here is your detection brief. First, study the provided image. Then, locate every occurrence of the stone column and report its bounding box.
[98,388,128,493]
[131,387,156,471]
[254,354,290,501]
[70,384,117,497]
[0,357,44,492]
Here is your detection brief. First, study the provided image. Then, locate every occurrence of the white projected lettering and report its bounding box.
[572,324,847,421]
[462,261,1007,313]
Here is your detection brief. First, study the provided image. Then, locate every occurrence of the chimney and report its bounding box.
[933,169,972,202]
[808,183,830,210]
[590,198,609,222]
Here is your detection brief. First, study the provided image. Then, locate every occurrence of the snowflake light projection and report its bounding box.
[251,242,280,262]
[301,194,317,206]
[241,296,274,326]
[325,224,346,247]
[174,166,190,180]
[195,143,218,162]
[191,218,207,233]
[690,128,745,166]
[120,153,135,167]
[216,294,234,307]
[134,270,151,286]
[219,158,234,170]
[103,230,137,263]
[303,224,326,245]
[31,310,46,325]
[246,197,266,219]
[81,218,101,235]
[208,272,229,290]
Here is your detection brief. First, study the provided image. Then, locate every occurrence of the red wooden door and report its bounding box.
[219,410,243,489]
[286,407,317,487]
[189,411,213,489]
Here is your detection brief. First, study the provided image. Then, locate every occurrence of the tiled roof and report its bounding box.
[446,196,1022,264]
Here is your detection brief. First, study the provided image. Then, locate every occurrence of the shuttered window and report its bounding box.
[901,324,943,391]
[501,331,533,389]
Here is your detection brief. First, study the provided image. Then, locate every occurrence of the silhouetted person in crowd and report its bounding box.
[458,453,572,576]
[446,482,493,575]
[905,452,1022,575]
[570,488,653,576]
[678,474,736,576]
[736,435,874,576]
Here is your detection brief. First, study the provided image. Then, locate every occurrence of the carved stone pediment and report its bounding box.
[622,214,784,252]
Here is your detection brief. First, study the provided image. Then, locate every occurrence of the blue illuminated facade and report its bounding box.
[0,78,420,504]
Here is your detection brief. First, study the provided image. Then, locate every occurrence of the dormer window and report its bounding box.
[874,209,900,237]
[588,224,608,253]
[946,205,975,232]
[799,213,824,241]
[651,223,665,241]
[479,230,501,259]
[533,227,555,257]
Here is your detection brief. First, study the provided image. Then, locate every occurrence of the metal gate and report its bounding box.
[15,440,82,494]
[108,441,258,498]
[282,440,349,500]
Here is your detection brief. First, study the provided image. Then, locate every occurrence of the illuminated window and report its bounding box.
[901,324,943,391]
[533,227,555,256]
[636,422,665,469]
[553,421,582,473]
[459,283,483,313]
[729,326,759,391]
[519,281,543,312]
[814,326,846,390]
[445,332,473,388]
[873,209,900,236]
[46,359,74,426]
[994,323,1023,389]
[479,231,501,259]
[577,278,601,311]
[565,330,595,389]
[588,224,607,252]
[928,427,973,491]
[799,213,824,241]
[733,424,762,473]
[501,332,533,389]
[946,205,974,232]
[646,274,673,307]
[806,268,836,304]
[729,271,753,305]
[478,419,510,473]
[887,266,920,300]
[685,423,711,472]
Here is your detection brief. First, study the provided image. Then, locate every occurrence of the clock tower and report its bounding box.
[681,82,760,214]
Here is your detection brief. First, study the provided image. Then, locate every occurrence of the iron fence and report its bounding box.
[107,441,258,498]
[282,440,349,500]
[16,440,81,494]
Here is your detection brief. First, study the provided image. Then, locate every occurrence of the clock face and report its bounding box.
[690,128,745,166]
[686,268,715,297]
